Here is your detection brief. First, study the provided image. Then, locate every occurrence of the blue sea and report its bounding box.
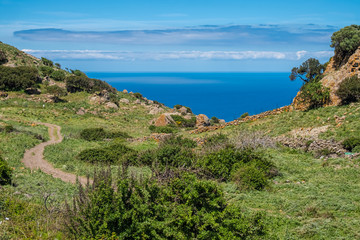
[86,72,303,122]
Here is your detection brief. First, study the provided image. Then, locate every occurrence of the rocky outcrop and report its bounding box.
[154,113,176,126]
[119,98,130,104]
[196,114,210,127]
[292,47,360,110]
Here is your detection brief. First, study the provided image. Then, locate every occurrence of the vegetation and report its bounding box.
[77,144,134,163]
[210,116,219,124]
[50,70,66,81]
[331,25,360,68]
[239,112,249,119]
[66,75,115,93]
[41,57,54,67]
[336,75,360,104]
[290,58,325,83]
[149,125,176,133]
[79,128,131,141]
[298,79,330,109]
[0,66,41,91]
[171,114,196,128]
[343,137,360,152]
[0,50,7,64]
[0,155,12,185]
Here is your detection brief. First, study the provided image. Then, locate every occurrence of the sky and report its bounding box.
[1,0,360,72]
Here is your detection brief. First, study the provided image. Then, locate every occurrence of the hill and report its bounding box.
[1,26,360,239]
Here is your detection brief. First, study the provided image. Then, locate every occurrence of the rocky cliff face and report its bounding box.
[292,47,360,110]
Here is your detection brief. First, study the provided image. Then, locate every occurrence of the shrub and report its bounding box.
[343,137,360,152]
[171,115,196,128]
[66,75,115,93]
[64,170,267,239]
[210,116,219,124]
[80,128,131,141]
[231,163,268,190]
[133,92,143,99]
[161,136,197,149]
[0,66,41,91]
[149,125,176,133]
[70,69,86,77]
[1,124,14,133]
[0,156,12,185]
[50,70,66,81]
[239,112,249,119]
[299,80,330,109]
[41,57,53,67]
[77,144,134,163]
[46,85,67,100]
[39,66,54,76]
[336,75,360,104]
[0,50,7,64]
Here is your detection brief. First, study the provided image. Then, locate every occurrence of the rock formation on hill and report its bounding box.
[292,47,360,110]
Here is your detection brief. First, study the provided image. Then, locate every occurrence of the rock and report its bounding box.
[76,107,85,115]
[196,114,210,127]
[149,107,163,115]
[148,100,154,104]
[123,89,128,93]
[120,98,130,104]
[219,119,226,124]
[179,106,188,114]
[25,88,41,95]
[183,114,193,120]
[134,99,141,104]
[105,102,119,109]
[154,113,176,126]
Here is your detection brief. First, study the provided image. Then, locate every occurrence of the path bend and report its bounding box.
[22,122,90,186]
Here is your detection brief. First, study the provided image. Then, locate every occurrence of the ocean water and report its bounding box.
[86,72,303,122]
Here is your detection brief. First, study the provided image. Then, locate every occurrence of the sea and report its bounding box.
[86,72,303,122]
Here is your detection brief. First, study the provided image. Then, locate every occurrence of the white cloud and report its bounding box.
[22,49,333,61]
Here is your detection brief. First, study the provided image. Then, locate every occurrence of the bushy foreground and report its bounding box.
[64,169,267,239]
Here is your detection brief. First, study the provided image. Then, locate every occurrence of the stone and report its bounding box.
[154,113,176,126]
[149,107,163,115]
[123,89,128,93]
[196,114,210,127]
[105,102,119,109]
[134,99,141,104]
[76,107,85,115]
[0,91,8,98]
[120,98,130,104]
[179,106,188,114]
[219,119,226,124]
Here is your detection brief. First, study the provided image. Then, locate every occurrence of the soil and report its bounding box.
[22,122,91,185]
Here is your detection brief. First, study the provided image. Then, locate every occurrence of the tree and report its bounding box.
[290,58,324,83]
[331,25,360,68]
[50,70,66,81]
[336,75,360,104]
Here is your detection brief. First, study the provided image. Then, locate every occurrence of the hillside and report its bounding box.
[1,36,360,239]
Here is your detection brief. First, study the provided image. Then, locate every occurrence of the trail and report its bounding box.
[22,122,91,186]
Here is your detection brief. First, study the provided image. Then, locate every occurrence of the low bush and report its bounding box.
[239,112,249,119]
[231,163,268,190]
[299,80,330,109]
[0,50,7,64]
[64,170,267,239]
[171,115,196,128]
[336,75,360,104]
[50,70,66,81]
[0,66,41,91]
[41,57,53,67]
[0,124,14,133]
[210,116,219,124]
[66,75,115,93]
[39,66,54,76]
[80,128,131,141]
[77,144,134,163]
[0,156,12,185]
[133,92,143,99]
[149,125,176,133]
[343,137,360,152]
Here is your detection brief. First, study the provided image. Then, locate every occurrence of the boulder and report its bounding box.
[196,114,210,127]
[123,89,128,93]
[179,106,188,114]
[76,107,86,115]
[105,102,119,109]
[219,119,226,124]
[149,107,163,115]
[154,113,176,126]
[134,99,141,104]
[120,98,130,104]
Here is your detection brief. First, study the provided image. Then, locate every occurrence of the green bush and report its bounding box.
[0,66,41,91]
[41,57,53,67]
[80,128,131,141]
[239,112,249,119]
[0,156,12,185]
[50,70,66,81]
[39,66,54,76]
[133,92,143,99]
[299,80,330,109]
[77,144,134,163]
[64,170,267,239]
[231,163,268,190]
[203,133,229,148]
[149,125,176,133]
[343,137,360,152]
[336,75,360,104]
[171,115,196,128]
[198,147,276,183]
[210,116,219,124]
[0,50,7,64]
[66,75,115,93]
[0,124,14,133]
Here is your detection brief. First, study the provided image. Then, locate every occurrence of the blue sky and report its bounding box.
[1,0,359,72]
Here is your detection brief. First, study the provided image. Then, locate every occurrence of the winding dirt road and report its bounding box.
[22,122,90,185]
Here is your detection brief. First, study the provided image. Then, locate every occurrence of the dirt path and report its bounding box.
[22,122,90,186]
